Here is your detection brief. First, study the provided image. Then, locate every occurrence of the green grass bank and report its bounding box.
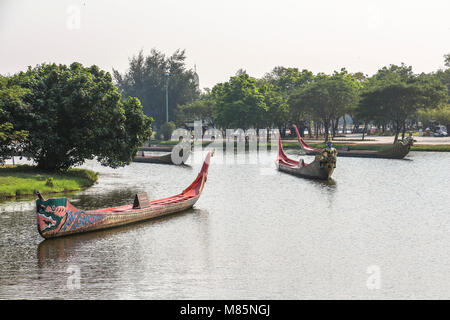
[0,165,98,200]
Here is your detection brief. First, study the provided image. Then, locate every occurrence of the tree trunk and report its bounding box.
[401,121,406,140]
[297,121,305,138]
[362,122,367,141]
[331,119,335,139]
[342,116,347,135]
[334,117,339,136]
[324,120,329,143]
[394,120,400,143]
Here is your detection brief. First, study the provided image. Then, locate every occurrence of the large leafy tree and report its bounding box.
[9,63,152,170]
[113,49,200,128]
[289,71,359,142]
[257,81,289,128]
[175,91,216,127]
[263,67,314,135]
[445,54,450,68]
[435,69,450,103]
[263,67,314,95]
[213,73,268,129]
[417,104,450,129]
[435,55,450,104]
[358,65,447,142]
[0,76,29,162]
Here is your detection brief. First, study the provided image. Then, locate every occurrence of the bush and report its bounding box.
[159,121,176,141]
[45,177,54,187]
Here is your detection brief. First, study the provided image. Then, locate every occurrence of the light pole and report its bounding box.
[164,72,169,123]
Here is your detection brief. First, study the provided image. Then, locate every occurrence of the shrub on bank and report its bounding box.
[159,122,176,141]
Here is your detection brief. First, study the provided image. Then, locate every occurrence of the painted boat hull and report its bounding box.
[293,125,412,159]
[276,133,335,180]
[36,152,212,239]
[301,144,411,159]
[278,157,334,180]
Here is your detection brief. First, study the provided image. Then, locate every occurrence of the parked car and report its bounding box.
[433,125,448,137]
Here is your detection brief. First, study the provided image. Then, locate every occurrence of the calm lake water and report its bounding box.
[0,150,449,299]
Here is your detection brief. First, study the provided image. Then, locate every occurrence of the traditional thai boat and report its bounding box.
[139,145,173,152]
[276,133,336,180]
[293,125,413,159]
[35,151,213,239]
[133,152,174,164]
[133,143,190,165]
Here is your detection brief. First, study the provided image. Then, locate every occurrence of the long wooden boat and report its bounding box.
[133,144,190,165]
[293,125,413,159]
[276,133,336,180]
[133,152,174,164]
[139,145,174,152]
[35,151,213,239]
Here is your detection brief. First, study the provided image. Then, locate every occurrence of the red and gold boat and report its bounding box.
[36,151,213,239]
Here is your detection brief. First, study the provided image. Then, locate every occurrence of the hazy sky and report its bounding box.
[1,0,449,89]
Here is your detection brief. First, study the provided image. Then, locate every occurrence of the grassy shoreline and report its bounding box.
[0,165,98,200]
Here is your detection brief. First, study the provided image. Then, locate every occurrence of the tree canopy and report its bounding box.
[0,76,30,162]
[445,54,450,68]
[113,49,200,128]
[358,65,447,141]
[213,73,268,129]
[289,70,360,141]
[2,63,152,170]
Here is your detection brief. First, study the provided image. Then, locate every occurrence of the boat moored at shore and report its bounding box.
[293,125,413,159]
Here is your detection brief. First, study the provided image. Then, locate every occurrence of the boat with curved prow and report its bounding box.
[133,152,174,164]
[133,143,191,165]
[139,145,174,152]
[277,133,336,180]
[293,125,413,159]
[36,151,213,239]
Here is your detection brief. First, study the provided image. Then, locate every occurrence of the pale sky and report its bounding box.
[1,0,449,89]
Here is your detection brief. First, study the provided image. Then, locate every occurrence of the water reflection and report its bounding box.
[37,208,207,268]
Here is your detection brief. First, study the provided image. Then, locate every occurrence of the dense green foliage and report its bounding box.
[417,104,450,126]
[175,92,216,127]
[445,54,450,68]
[358,64,447,141]
[159,121,176,141]
[289,70,360,141]
[213,73,268,129]
[1,63,153,170]
[113,49,200,128]
[173,55,450,143]
[0,76,29,162]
